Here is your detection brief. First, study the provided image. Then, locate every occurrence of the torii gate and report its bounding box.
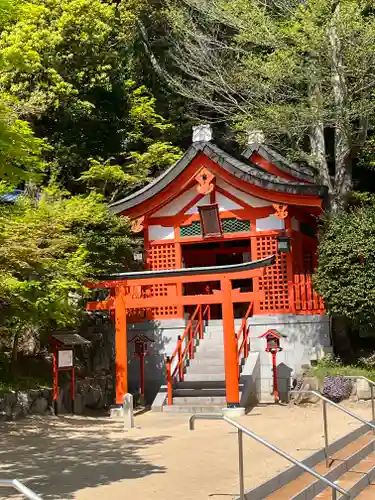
[86,255,275,408]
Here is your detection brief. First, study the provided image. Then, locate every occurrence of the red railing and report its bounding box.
[166,304,211,405]
[293,274,325,314]
[236,302,253,378]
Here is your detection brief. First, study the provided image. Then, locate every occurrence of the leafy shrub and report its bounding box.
[323,376,353,403]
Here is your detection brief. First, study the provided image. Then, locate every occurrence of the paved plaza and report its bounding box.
[0,402,373,500]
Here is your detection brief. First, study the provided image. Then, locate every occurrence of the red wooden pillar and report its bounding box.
[115,284,128,404]
[53,343,58,414]
[272,351,279,403]
[284,217,295,313]
[221,277,240,407]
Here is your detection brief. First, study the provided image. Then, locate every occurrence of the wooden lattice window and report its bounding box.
[255,236,289,313]
[148,243,178,317]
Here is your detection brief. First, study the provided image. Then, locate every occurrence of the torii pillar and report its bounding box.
[86,256,275,408]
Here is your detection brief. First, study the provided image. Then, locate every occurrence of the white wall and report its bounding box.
[256,215,284,231]
[148,225,174,241]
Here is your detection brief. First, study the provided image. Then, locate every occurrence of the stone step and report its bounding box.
[174,381,227,390]
[187,365,226,374]
[184,373,225,382]
[356,484,375,498]
[172,396,226,405]
[189,358,224,366]
[173,388,226,398]
[194,347,224,355]
[163,404,224,414]
[265,432,375,500]
[317,452,375,498]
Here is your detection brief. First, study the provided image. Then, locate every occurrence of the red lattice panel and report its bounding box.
[148,243,178,318]
[255,236,289,313]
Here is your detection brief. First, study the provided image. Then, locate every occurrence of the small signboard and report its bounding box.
[58,349,73,369]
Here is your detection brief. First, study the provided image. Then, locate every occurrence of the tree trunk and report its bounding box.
[331,315,355,362]
[10,331,20,375]
[329,0,352,213]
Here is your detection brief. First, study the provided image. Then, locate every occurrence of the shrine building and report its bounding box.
[104,125,332,410]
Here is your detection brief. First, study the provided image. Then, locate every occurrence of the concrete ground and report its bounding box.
[0,401,374,500]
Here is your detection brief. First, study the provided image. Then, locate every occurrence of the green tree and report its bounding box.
[166,0,375,211]
[0,190,134,366]
[0,0,182,195]
[315,196,375,356]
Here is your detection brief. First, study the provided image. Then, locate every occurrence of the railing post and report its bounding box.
[323,400,330,468]
[371,384,375,434]
[189,324,194,359]
[244,324,249,358]
[238,429,245,500]
[166,356,173,405]
[235,334,240,379]
[199,305,203,339]
[332,487,337,500]
[178,335,184,382]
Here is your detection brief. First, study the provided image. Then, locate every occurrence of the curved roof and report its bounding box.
[94,255,276,282]
[242,143,315,183]
[110,141,326,215]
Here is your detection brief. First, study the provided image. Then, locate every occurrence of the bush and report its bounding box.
[323,376,353,403]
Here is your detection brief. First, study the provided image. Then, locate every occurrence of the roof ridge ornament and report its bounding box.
[192,124,213,143]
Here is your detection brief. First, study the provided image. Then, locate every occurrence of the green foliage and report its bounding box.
[314,355,375,383]
[0,0,182,194]
[0,191,133,336]
[166,0,375,209]
[79,84,182,200]
[315,200,375,330]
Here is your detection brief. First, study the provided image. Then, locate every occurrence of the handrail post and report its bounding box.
[188,414,350,499]
[322,400,329,468]
[371,385,375,432]
[166,356,173,405]
[332,488,337,500]
[244,324,249,358]
[177,336,184,382]
[189,323,194,359]
[238,429,245,500]
[199,305,203,339]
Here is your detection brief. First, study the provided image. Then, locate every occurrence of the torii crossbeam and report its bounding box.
[86,255,275,407]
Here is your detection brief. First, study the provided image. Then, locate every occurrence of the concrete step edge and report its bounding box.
[289,440,375,500]
[244,426,373,500]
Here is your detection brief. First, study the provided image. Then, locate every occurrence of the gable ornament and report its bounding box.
[195,167,215,195]
[131,216,145,233]
[273,204,288,219]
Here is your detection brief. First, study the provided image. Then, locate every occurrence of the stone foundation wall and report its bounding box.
[0,375,113,422]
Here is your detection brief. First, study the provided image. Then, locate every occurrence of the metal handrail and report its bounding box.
[189,414,349,500]
[0,479,42,499]
[290,390,375,468]
[344,376,375,424]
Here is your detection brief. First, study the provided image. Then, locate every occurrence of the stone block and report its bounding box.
[73,394,85,415]
[29,389,41,401]
[357,378,372,400]
[32,397,48,414]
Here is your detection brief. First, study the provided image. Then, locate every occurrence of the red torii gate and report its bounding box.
[86,255,275,408]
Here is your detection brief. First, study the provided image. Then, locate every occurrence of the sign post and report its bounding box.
[50,333,90,415]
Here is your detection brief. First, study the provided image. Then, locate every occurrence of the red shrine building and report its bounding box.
[106,125,332,409]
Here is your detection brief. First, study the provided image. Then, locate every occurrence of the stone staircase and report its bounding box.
[163,322,239,413]
[247,423,375,499]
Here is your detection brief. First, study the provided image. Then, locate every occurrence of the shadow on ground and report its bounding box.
[0,415,169,499]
